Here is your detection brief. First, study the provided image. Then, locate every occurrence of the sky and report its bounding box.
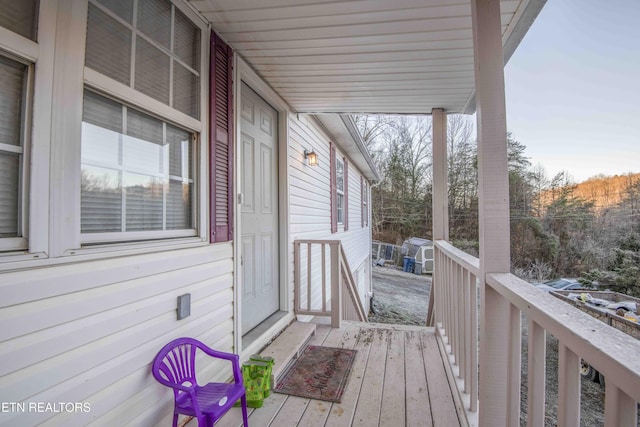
[504,0,640,183]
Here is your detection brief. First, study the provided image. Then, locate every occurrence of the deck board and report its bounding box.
[324,324,373,427]
[421,330,460,427]
[380,328,406,427]
[270,396,309,426]
[405,330,434,427]
[351,328,389,426]
[212,322,462,427]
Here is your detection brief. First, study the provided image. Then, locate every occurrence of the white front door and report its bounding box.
[240,83,280,334]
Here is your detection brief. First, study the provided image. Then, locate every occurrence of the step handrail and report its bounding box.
[294,239,367,327]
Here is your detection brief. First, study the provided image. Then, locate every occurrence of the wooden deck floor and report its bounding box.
[214,322,462,427]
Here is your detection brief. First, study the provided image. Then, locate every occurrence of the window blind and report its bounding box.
[0,55,27,238]
[85,0,200,119]
[0,0,39,41]
[81,90,193,235]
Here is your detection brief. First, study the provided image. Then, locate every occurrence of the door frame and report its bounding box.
[233,55,291,355]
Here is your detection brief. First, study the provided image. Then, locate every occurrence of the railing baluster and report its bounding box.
[307,242,312,311]
[527,319,545,427]
[508,303,521,427]
[453,263,463,368]
[321,243,326,312]
[558,343,581,427]
[444,258,453,348]
[457,263,464,371]
[435,247,441,327]
[458,264,465,376]
[294,242,300,312]
[470,272,478,412]
[462,268,470,392]
[451,259,458,364]
[604,383,637,426]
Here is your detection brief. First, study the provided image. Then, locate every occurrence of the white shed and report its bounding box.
[401,237,434,274]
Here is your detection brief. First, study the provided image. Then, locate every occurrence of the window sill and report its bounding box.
[0,236,215,273]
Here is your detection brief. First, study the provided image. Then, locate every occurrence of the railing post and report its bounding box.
[330,242,341,328]
[471,0,512,423]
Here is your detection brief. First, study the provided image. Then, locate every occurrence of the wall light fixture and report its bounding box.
[304,149,318,166]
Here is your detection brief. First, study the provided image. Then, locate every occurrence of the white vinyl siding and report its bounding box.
[288,114,372,313]
[0,245,235,426]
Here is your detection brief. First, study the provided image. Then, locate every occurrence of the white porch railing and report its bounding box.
[433,239,640,426]
[294,240,367,328]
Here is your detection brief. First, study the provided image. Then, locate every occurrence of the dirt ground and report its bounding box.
[370,264,627,426]
[369,265,430,325]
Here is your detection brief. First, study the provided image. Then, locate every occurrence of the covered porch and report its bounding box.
[212,322,462,427]
[193,0,640,425]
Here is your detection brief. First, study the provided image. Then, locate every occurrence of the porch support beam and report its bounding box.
[428,108,447,327]
[431,108,448,241]
[471,0,513,426]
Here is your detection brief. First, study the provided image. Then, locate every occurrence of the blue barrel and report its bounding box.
[403,256,416,272]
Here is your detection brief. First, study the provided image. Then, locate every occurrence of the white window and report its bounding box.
[336,158,344,224]
[81,91,195,242]
[82,0,203,244]
[363,181,369,227]
[85,0,201,119]
[0,1,38,252]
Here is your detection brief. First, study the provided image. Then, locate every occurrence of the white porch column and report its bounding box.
[471,0,513,426]
[429,108,448,327]
[431,108,448,241]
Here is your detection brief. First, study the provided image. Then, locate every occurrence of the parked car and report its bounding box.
[534,278,584,292]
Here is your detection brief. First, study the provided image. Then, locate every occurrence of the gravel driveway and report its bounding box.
[369,265,431,325]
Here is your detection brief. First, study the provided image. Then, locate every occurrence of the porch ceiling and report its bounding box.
[189,0,545,115]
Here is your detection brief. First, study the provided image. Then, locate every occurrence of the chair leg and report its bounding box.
[172,412,179,427]
[241,394,249,427]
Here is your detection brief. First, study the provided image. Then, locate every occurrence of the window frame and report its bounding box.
[361,176,369,228]
[0,53,33,252]
[79,0,209,248]
[0,0,210,266]
[79,89,199,244]
[0,7,40,255]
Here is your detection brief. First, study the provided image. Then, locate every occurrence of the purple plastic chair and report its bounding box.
[152,337,249,426]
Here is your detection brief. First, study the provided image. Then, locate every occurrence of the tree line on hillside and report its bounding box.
[355,115,640,295]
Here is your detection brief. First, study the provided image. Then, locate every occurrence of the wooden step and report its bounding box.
[258,321,316,386]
